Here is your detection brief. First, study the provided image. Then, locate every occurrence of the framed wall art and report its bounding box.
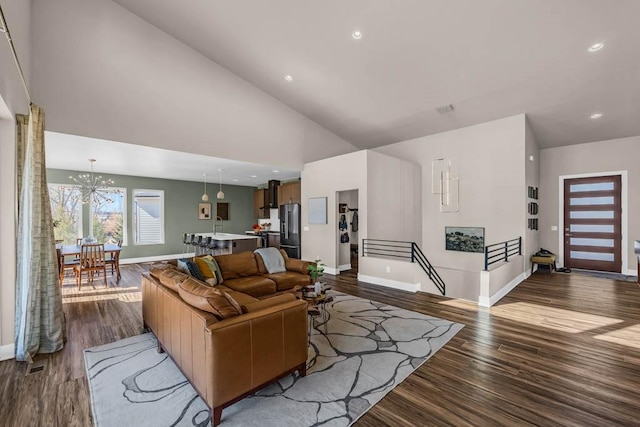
[445,226,485,253]
[198,202,211,220]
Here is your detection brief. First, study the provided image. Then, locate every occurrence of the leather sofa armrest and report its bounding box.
[204,298,307,409]
[241,293,295,313]
[285,258,311,275]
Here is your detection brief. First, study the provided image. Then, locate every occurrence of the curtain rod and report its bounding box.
[0,4,32,102]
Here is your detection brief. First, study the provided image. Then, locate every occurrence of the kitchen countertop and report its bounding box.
[245,230,280,235]
[193,232,260,241]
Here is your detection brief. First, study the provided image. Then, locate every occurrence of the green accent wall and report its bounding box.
[47,169,256,260]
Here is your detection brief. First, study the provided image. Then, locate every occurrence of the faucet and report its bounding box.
[214,216,223,235]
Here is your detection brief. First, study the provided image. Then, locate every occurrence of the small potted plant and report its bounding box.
[308,258,325,294]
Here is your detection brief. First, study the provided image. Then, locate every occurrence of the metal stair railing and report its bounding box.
[362,239,445,295]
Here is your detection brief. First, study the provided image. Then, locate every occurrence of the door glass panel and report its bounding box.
[570,197,614,206]
[570,224,615,233]
[570,251,614,261]
[569,211,614,219]
[569,182,614,192]
[570,238,614,247]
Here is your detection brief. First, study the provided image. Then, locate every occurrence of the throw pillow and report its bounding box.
[177,258,190,274]
[203,255,224,284]
[194,256,215,280]
[178,277,241,319]
[185,260,206,282]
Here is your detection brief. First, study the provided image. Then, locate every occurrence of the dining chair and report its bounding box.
[105,239,123,276]
[56,248,79,286]
[74,244,108,289]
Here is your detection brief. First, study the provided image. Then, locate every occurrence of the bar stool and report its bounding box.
[199,236,212,256]
[192,235,203,255]
[182,233,191,253]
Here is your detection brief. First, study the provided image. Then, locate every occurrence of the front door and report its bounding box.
[563,175,622,272]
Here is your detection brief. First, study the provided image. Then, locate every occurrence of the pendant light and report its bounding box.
[217,169,225,199]
[201,173,209,201]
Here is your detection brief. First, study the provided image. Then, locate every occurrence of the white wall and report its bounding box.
[0,0,31,353]
[301,151,368,271]
[31,0,357,171]
[376,115,527,301]
[524,118,540,267]
[539,136,640,274]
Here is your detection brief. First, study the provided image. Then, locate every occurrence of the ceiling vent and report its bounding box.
[436,104,455,114]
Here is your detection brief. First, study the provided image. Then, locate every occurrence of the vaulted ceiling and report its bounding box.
[112,0,640,149]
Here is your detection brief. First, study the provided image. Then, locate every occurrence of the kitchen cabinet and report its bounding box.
[268,233,280,249]
[253,189,268,219]
[278,181,301,205]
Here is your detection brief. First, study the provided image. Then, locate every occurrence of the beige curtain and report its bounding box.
[14,104,66,362]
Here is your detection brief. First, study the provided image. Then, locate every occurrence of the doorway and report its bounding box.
[563,175,622,272]
[336,189,359,274]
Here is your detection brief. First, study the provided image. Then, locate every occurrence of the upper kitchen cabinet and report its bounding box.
[278,181,301,205]
[253,188,268,219]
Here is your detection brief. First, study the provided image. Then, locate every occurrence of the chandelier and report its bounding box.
[69,158,119,205]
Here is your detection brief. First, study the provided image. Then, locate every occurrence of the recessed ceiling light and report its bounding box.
[590,113,603,119]
[588,42,604,52]
[250,175,257,178]
[232,179,239,182]
[352,30,362,40]
[272,170,280,173]
[284,75,293,82]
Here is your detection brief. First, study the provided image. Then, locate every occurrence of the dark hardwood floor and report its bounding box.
[1,265,639,426]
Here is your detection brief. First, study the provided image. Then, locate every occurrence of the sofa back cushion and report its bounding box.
[178,277,242,319]
[215,251,258,279]
[158,269,190,292]
[149,263,177,280]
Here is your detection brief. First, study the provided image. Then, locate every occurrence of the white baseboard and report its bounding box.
[357,274,420,293]
[119,253,195,265]
[338,264,351,272]
[0,343,15,361]
[323,266,339,275]
[623,268,638,277]
[478,271,528,308]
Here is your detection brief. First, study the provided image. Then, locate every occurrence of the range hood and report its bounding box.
[267,179,280,208]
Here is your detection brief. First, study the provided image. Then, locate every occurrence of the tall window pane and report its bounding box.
[91,188,126,245]
[133,190,164,245]
[49,184,82,244]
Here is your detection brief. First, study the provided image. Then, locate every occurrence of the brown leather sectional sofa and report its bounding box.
[141,249,312,425]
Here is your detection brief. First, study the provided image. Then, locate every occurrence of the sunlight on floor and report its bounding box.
[61,285,141,303]
[491,302,623,333]
[594,324,640,350]
[438,299,483,312]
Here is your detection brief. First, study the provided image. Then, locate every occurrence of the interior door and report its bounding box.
[563,175,622,272]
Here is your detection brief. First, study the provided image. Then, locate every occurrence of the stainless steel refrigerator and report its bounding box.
[280,203,301,259]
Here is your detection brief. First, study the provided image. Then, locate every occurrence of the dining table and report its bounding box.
[57,243,123,282]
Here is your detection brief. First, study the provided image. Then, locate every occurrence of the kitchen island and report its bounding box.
[189,233,260,255]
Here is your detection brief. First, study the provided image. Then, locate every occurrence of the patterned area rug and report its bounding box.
[84,291,463,426]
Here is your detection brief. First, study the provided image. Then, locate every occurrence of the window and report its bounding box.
[91,188,127,245]
[133,190,164,245]
[49,184,82,244]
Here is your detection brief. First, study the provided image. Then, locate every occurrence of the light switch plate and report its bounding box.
[551,225,558,231]
[303,226,309,231]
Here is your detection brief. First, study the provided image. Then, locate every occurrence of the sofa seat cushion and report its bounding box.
[223,290,259,307]
[241,294,296,313]
[178,277,242,319]
[215,251,259,279]
[264,271,311,291]
[158,269,190,292]
[222,276,276,298]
